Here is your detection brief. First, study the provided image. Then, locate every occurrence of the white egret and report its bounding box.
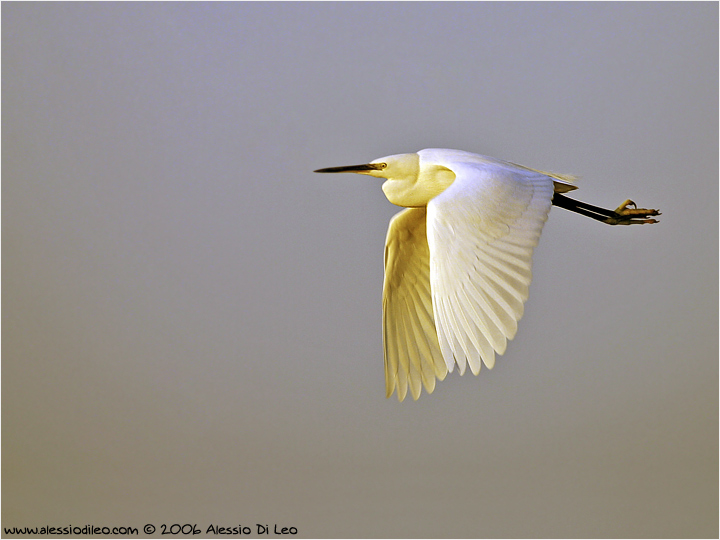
[315,149,659,401]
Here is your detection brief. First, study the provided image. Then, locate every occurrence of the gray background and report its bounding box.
[3,2,717,537]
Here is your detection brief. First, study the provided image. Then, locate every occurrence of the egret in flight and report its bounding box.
[315,149,659,401]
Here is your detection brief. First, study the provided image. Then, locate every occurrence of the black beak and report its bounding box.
[313,163,385,173]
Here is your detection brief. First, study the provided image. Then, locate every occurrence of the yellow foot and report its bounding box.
[604,199,661,225]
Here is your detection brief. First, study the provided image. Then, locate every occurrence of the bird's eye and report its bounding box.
[379,163,387,170]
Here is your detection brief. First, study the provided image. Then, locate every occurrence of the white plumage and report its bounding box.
[315,148,659,401]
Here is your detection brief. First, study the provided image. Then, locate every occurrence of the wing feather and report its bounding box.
[456,284,498,371]
[401,297,437,392]
[398,308,423,400]
[439,295,469,375]
[383,208,448,401]
[383,309,397,397]
[451,286,486,375]
[459,281,508,353]
[424,153,555,375]
[407,290,445,379]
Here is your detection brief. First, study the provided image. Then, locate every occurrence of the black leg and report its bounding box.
[552,193,660,225]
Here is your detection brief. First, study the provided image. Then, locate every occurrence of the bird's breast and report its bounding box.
[382,167,456,208]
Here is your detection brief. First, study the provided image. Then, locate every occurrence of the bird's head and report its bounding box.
[314,152,417,178]
[314,152,454,207]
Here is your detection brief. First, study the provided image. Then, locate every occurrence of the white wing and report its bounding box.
[383,208,447,401]
[425,156,555,376]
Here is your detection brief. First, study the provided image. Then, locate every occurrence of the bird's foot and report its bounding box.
[604,199,661,225]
